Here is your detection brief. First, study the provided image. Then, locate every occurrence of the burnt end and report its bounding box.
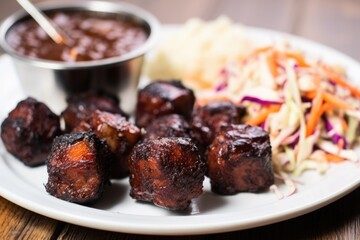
[128,137,205,210]
[72,120,92,133]
[45,132,111,204]
[0,97,61,166]
[61,91,126,132]
[87,110,141,178]
[191,101,246,147]
[208,124,274,195]
[142,114,192,140]
[141,114,207,173]
[135,80,195,128]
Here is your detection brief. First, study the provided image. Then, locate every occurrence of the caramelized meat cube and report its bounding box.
[0,97,61,166]
[61,92,125,131]
[208,124,274,195]
[192,101,246,147]
[143,114,207,174]
[87,110,141,178]
[129,137,205,210]
[45,132,111,204]
[135,80,195,128]
[143,114,191,140]
[72,120,92,133]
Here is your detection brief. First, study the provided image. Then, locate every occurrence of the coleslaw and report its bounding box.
[222,43,360,197]
[145,17,360,197]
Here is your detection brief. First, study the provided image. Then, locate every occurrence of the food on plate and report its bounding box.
[135,80,195,128]
[5,15,359,209]
[61,92,126,132]
[74,110,141,178]
[45,132,111,204]
[6,11,148,62]
[145,17,360,192]
[0,97,61,166]
[191,101,246,147]
[128,137,205,210]
[218,44,360,178]
[142,114,192,140]
[208,124,274,195]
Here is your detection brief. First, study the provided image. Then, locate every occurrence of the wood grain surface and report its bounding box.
[0,0,360,239]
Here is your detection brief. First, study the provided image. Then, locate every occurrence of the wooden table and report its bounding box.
[1,0,360,239]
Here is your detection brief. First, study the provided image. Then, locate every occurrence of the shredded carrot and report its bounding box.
[284,52,310,68]
[253,46,272,55]
[325,153,345,163]
[305,91,353,110]
[319,102,334,116]
[324,66,360,98]
[322,91,354,110]
[306,90,324,137]
[266,50,279,77]
[246,105,281,126]
[325,95,352,110]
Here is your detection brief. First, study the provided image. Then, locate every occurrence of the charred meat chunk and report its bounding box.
[191,101,246,147]
[135,80,195,128]
[45,132,111,204]
[129,137,205,210]
[143,114,191,140]
[143,114,207,174]
[61,92,125,131]
[208,124,274,195]
[1,97,61,166]
[85,110,141,178]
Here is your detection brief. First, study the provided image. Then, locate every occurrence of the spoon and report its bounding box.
[16,0,71,45]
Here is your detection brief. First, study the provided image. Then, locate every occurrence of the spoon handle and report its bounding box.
[16,0,67,45]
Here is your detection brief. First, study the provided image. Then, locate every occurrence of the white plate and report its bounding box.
[1,26,360,235]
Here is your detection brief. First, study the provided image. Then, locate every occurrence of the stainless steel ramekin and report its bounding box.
[0,0,160,114]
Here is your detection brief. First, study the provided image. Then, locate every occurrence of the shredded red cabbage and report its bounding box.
[323,115,348,148]
[215,82,227,92]
[241,96,283,105]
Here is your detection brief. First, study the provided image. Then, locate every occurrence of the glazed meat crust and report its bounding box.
[135,80,195,128]
[142,114,192,140]
[86,110,141,178]
[0,97,61,166]
[191,101,246,147]
[45,132,111,204]
[208,124,274,195]
[129,137,205,210]
[61,92,125,132]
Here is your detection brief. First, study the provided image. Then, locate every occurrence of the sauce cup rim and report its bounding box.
[0,0,160,70]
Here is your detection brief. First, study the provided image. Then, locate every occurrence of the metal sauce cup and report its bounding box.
[0,1,160,114]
